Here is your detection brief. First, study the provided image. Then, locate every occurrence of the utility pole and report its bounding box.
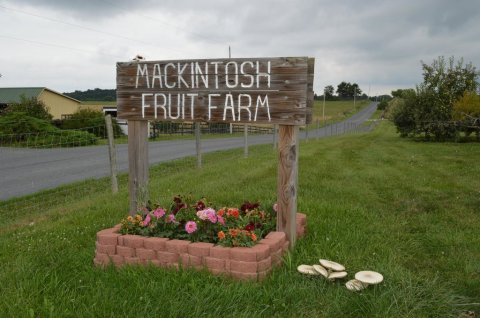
[229,45,233,134]
[354,88,356,109]
[322,87,326,126]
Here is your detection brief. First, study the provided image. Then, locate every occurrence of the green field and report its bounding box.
[1,122,479,317]
[311,99,370,125]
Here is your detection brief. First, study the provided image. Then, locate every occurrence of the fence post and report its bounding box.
[195,122,202,168]
[244,124,248,158]
[316,119,320,139]
[105,114,118,194]
[305,125,309,141]
[128,120,149,215]
[277,125,298,249]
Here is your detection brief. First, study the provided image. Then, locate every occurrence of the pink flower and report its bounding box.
[196,210,208,220]
[142,214,151,227]
[185,221,197,234]
[206,210,217,223]
[273,203,278,212]
[166,214,176,223]
[153,208,165,219]
[197,208,216,221]
[217,215,225,225]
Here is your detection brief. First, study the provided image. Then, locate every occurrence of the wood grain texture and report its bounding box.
[128,120,149,214]
[276,125,298,248]
[105,114,118,194]
[116,57,314,125]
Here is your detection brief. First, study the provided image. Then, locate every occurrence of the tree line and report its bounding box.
[64,88,116,101]
[315,82,368,101]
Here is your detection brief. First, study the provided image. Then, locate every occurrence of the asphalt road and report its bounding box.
[0,102,378,201]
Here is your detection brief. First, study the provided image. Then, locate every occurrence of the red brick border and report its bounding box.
[94,213,307,281]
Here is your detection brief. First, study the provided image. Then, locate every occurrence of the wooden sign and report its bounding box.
[117,57,314,125]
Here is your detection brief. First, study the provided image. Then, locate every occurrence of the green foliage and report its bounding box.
[0,112,56,135]
[60,109,123,138]
[336,81,362,98]
[389,97,415,137]
[453,91,480,139]
[3,95,53,121]
[64,88,116,101]
[454,91,480,120]
[391,89,415,99]
[0,112,97,147]
[391,56,479,141]
[324,85,335,100]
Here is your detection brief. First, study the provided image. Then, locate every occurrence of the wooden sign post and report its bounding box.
[117,57,314,247]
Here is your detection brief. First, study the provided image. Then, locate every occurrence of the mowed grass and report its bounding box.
[311,99,369,125]
[1,122,479,317]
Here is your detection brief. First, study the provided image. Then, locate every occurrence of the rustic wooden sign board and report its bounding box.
[117,57,313,125]
[117,56,315,248]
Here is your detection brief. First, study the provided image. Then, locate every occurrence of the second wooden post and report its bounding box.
[277,125,299,248]
[128,120,149,215]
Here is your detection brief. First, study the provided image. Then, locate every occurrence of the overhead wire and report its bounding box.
[0,34,124,59]
[0,3,191,55]
[98,0,226,46]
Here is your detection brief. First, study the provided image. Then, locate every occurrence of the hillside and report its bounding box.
[64,88,116,101]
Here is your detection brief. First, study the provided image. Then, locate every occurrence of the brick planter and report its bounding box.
[94,213,307,281]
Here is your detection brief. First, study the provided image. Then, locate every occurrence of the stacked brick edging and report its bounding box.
[94,212,307,281]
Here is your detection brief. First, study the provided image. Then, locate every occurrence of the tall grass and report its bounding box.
[0,122,479,317]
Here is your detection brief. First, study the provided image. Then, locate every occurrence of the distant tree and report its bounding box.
[64,88,116,101]
[324,85,335,100]
[336,82,350,98]
[336,82,362,98]
[3,95,53,121]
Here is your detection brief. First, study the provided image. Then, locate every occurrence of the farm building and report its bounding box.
[0,87,81,119]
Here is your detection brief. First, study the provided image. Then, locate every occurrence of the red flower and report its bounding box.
[227,208,239,219]
[195,200,206,211]
[240,201,259,212]
[244,222,255,231]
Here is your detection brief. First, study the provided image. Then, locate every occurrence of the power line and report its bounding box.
[0,34,124,59]
[0,4,189,55]
[98,0,225,46]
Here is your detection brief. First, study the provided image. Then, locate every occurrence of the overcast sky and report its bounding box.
[1,0,479,96]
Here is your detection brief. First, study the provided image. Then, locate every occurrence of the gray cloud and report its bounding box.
[1,0,480,95]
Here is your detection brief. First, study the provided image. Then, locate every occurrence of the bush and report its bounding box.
[0,112,56,136]
[2,95,53,121]
[0,112,97,147]
[59,109,123,138]
[377,100,388,110]
[390,56,479,141]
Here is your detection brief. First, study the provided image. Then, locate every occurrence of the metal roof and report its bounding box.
[0,87,81,104]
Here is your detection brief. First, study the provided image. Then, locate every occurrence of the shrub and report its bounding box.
[377,100,388,110]
[0,112,97,147]
[60,109,123,138]
[0,112,56,136]
[2,95,53,121]
[390,56,479,141]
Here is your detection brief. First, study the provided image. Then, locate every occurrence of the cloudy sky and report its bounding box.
[1,0,479,96]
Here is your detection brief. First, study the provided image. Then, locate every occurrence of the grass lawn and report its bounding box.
[0,122,479,317]
[311,99,370,125]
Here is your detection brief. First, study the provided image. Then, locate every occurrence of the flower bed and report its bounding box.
[93,213,307,281]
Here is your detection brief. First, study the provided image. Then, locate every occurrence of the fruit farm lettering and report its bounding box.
[117,57,313,125]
